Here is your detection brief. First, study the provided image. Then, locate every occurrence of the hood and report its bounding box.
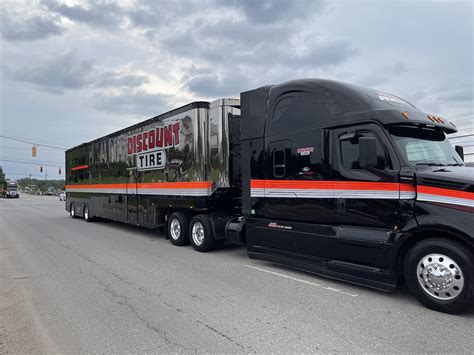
[415,166,474,208]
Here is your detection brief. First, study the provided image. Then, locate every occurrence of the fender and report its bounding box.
[415,201,474,249]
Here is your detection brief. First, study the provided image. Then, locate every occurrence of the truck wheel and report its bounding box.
[189,214,215,252]
[168,212,189,246]
[404,238,474,314]
[70,204,76,218]
[84,206,94,222]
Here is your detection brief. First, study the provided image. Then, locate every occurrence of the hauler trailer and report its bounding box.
[66,79,473,313]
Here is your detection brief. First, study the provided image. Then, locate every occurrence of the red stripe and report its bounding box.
[400,184,416,192]
[251,179,402,191]
[66,181,211,190]
[71,165,89,171]
[418,185,473,200]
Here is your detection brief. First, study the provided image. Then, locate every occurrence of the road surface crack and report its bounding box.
[12,275,43,280]
[195,320,252,352]
[78,267,197,353]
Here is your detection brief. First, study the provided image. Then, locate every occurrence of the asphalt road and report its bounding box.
[1,194,473,354]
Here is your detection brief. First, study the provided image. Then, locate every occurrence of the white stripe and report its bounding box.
[66,188,211,196]
[244,264,358,297]
[417,193,474,208]
[400,191,416,199]
[251,188,401,199]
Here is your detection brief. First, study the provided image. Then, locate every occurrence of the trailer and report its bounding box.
[66,99,241,251]
[66,79,473,313]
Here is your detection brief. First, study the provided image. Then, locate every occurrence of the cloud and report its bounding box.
[235,0,325,24]
[1,10,64,41]
[358,61,409,87]
[289,39,357,67]
[44,0,127,30]
[91,71,150,89]
[439,84,473,103]
[9,52,93,91]
[177,36,357,97]
[182,67,251,98]
[6,52,150,92]
[93,90,171,116]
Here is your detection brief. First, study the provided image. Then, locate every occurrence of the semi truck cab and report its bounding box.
[2,180,19,198]
[239,79,473,313]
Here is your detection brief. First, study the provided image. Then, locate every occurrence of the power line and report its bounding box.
[0,135,67,150]
[0,156,64,165]
[0,146,58,151]
[0,158,64,167]
[5,172,64,179]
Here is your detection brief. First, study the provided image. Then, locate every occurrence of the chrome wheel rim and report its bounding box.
[192,221,205,246]
[71,207,75,217]
[417,253,464,300]
[169,218,181,240]
[84,208,89,220]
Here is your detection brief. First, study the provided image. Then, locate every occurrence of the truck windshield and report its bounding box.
[7,186,18,191]
[389,125,463,166]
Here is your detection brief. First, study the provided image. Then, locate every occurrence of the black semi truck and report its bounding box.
[2,179,19,198]
[66,79,473,313]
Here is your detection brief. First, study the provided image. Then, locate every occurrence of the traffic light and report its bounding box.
[40,165,43,173]
[32,145,37,157]
[59,167,62,175]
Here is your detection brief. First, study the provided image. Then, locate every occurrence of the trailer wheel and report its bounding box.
[70,204,76,218]
[404,238,474,314]
[168,212,190,246]
[189,214,215,252]
[84,205,94,222]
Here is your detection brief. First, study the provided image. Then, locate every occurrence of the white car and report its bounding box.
[59,192,66,201]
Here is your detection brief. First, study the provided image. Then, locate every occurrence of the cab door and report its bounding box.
[329,123,406,268]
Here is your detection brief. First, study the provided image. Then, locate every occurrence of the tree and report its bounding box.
[0,166,5,186]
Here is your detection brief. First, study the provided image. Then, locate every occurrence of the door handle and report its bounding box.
[337,198,346,212]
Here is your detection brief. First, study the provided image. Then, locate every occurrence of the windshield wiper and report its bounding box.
[446,163,463,166]
[415,163,446,166]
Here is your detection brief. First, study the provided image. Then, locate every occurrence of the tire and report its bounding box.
[84,205,94,222]
[404,238,474,314]
[167,212,190,246]
[70,203,76,218]
[189,214,216,252]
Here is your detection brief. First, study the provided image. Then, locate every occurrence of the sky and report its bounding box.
[1,0,473,180]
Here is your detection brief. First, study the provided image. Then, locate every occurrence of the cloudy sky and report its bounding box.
[1,0,473,179]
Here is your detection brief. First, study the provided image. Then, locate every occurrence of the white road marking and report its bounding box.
[244,264,358,298]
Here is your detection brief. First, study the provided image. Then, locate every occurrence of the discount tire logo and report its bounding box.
[137,150,166,171]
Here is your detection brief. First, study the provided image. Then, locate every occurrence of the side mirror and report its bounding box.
[359,137,378,169]
[455,145,464,162]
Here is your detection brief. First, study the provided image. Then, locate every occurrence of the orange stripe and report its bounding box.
[66,181,211,190]
[250,180,265,188]
[251,179,401,191]
[400,184,416,192]
[418,185,473,200]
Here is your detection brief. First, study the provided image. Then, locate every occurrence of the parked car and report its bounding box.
[59,192,66,201]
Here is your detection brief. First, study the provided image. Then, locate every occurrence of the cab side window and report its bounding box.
[340,132,388,170]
